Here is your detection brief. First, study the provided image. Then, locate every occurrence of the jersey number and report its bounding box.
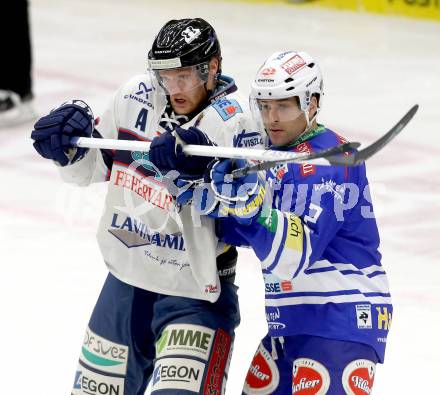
[304,203,323,226]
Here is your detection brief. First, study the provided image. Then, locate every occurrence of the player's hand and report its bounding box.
[31,100,94,166]
[149,126,215,179]
[188,159,266,225]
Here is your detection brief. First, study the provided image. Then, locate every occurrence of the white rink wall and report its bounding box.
[1,0,439,393]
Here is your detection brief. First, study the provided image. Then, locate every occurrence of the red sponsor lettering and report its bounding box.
[113,169,173,211]
[204,329,231,395]
[205,284,219,294]
[281,54,306,75]
[294,142,316,177]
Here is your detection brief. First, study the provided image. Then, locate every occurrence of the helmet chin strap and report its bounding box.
[300,107,320,136]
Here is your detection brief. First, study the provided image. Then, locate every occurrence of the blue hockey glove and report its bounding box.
[190,159,266,225]
[149,125,215,179]
[31,100,94,166]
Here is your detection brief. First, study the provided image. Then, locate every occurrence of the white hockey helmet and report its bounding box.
[250,51,324,126]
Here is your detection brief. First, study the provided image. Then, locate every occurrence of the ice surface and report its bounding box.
[1,0,439,393]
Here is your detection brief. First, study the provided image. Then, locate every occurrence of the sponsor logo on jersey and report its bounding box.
[113,169,174,212]
[233,129,264,148]
[136,82,152,99]
[72,368,124,395]
[205,284,219,294]
[342,359,376,395]
[314,178,346,203]
[266,307,281,321]
[212,98,243,121]
[265,282,281,293]
[109,213,185,250]
[356,305,372,329]
[243,343,280,395]
[286,214,303,252]
[280,54,307,76]
[204,329,231,394]
[265,307,286,331]
[294,142,316,177]
[376,306,392,331]
[80,327,128,375]
[264,280,293,294]
[151,358,205,393]
[268,163,288,181]
[156,324,215,360]
[281,280,293,291]
[292,358,330,394]
[123,82,153,106]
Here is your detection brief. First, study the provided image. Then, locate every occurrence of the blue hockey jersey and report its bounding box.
[218,126,392,362]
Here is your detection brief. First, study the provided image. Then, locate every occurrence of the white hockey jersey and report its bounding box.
[59,74,261,302]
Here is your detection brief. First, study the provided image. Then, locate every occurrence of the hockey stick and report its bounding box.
[72,105,417,167]
[71,136,355,164]
[232,104,419,177]
[323,104,419,166]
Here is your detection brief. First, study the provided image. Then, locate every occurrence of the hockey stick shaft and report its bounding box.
[71,136,345,164]
[231,142,360,178]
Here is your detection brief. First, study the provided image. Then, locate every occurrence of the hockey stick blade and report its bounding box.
[232,141,360,178]
[324,104,419,166]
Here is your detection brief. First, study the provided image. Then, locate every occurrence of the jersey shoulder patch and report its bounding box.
[211,98,243,121]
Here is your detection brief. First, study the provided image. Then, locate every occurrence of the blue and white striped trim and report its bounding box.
[265,290,392,306]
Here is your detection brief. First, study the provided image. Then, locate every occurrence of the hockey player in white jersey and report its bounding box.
[31,18,261,394]
[178,51,393,394]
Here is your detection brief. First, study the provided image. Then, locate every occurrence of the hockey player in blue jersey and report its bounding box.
[178,51,393,394]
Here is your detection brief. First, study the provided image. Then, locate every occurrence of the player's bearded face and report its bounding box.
[158,66,208,115]
[258,97,307,146]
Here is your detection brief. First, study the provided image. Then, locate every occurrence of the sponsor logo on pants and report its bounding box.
[292,358,330,394]
[72,368,124,395]
[342,359,376,395]
[155,324,215,361]
[243,343,280,395]
[151,357,205,393]
[80,327,129,375]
